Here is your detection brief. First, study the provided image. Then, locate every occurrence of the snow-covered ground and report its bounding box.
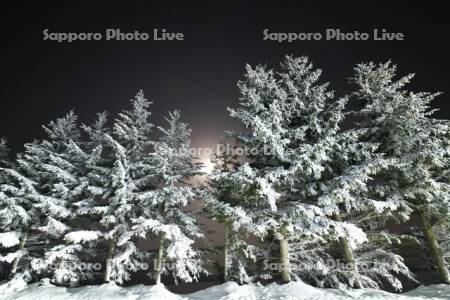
[1,279,449,300]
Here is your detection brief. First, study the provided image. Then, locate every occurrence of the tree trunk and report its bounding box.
[420,211,450,284]
[223,222,230,282]
[279,235,290,283]
[335,214,362,289]
[154,237,164,285]
[10,231,28,277]
[103,238,116,283]
[338,235,363,288]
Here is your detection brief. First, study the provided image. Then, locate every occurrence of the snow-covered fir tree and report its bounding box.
[23,112,94,285]
[0,138,11,168]
[0,163,39,281]
[0,112,86,284]
[98,135,148,284]
[216,55,408,289]
[0,138,39,280]
[275,57,414,289]
[350,61,450,284]
[86,91,155,284]
[0,138,9,193]
[132,110,206,284]
[76,111,112,217]
[64,112,116,284]
[0,138,11,200]
[82,111,110,151]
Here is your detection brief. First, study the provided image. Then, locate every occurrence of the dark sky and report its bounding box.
[1,1,449,155]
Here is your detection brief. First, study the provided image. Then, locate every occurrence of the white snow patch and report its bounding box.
[0,277,28,297]
[256,178,280,212]
[1,282,182,300]
[1,280,450,300]
[0,232,20,248]
[64,231,102,244]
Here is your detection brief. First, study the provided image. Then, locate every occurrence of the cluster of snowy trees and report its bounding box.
[0,56,449,292]
[206,56,449,290]
[0,92,205,286]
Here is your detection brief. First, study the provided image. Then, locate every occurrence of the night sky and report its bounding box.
[1,1,449,155]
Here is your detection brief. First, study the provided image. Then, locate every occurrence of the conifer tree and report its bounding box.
[204,135,257,283]
[0,138,11,168]
[92,91,155,284]
[350,61,450,284]
[0,139,39,280]
[0,112,83,283]
[24,112,91,285]
[221,56,402,288]
[133,110,206,284]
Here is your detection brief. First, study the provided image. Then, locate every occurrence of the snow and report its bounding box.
[339,222,368,249]
[256,178,280,212]
[0,278,28,297]
[0,281,181,300]
[1,280,450,300]
[0,231,20,247]
[405,284,450,299]
[64,231,102,244]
